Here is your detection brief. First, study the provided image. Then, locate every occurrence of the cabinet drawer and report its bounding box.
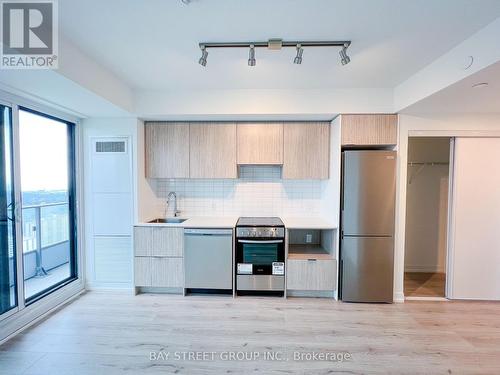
[134,227,152,256]
[134,257,151,287]
[134,226,183,257]
[151,227,183,256]
[151,257,183,287]
[287,259,336,291]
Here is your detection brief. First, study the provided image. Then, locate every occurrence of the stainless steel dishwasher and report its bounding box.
[184,228,233,290]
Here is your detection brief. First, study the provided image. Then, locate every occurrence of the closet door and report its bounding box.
[450,138,500,300]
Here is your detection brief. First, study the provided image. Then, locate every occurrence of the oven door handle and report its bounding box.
[237,239,284,244]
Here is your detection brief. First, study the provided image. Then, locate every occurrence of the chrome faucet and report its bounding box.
[167,191,181,217]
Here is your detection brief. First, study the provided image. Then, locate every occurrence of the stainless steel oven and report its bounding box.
[235,217,285,292]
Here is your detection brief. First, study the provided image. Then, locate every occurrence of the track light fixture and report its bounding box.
[198,46,208,67]
[248,45,256,66]
[197,39,351,67]
[294,44,303,64]
[339,43,351,66]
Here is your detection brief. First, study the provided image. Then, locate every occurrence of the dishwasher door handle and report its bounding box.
[237,239,284,244]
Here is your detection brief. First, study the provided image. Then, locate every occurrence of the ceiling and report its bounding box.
[59,0,500,91]
[402,61,500,114]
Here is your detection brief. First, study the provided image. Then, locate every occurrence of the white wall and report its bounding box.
[395,113,500,301]
[135,88,394,119]
[404,138,449,273]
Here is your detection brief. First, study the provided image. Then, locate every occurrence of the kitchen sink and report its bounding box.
[148,218,187,224]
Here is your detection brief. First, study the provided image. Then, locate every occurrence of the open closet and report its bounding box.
[404,137,451,298]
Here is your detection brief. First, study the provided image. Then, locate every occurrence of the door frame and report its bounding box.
[0,101,19,321]
[0,89,85,344]
[395,124,500,302]
[403,135,454,300]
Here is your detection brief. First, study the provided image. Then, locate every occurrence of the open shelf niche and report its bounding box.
[287,229,336,260]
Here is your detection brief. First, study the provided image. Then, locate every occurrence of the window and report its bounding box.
[18,108,77,303]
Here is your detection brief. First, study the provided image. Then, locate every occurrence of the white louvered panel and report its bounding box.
[94,237,133,283]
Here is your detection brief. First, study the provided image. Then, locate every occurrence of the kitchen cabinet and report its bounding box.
[237,123,283,165]
[151,257,183,287]
[145,122,190,178]
[134,257,151,287]
[287,259,336,291]
[189,123,237,178]
[151,227,183,256]
[341,114,397,146]
[133,226,184,290]
[134,226,152,256]
[283,122,330,179]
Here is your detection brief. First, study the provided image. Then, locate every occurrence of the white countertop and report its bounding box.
[136,216,238,229]
[281,217,337,230]
[136,216,336,230]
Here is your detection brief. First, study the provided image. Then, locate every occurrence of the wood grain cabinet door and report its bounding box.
[134,227,152,256]
[283,122,330,179]
[287,259,336,291]
[145,122,190,178]
[237,123,283,165]
[341,114,397,146]
[189,123,237,178]
[151,228,183,257]
[134,257,152,287]
[151,257,183,287]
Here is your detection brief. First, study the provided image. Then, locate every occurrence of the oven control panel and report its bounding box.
[236,227,285,238]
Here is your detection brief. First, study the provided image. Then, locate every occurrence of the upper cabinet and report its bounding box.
[341,114,397,146]
[144,121,331,180]
[145,122,189,178]
[189,123,237,178]
[283,122,330,180]
[237,123,283,165]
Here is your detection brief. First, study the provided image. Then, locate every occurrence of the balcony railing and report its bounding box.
[21,202,70,279]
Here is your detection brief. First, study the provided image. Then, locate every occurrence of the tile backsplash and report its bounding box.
[155,166,324,217]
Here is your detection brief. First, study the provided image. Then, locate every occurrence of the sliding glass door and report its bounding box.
[18,108,77,303]
[0,104,17,317]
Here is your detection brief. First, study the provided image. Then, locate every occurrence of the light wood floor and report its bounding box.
[405,272,446,297]
[1,292,500,374]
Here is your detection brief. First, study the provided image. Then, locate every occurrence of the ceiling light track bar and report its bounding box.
[197,39,352,67]
[199,41,351,49]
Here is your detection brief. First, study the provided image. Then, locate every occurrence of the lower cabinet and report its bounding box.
[134,225,184,290]
[134,256,183,288]
[287,259,336,291]
[134,257,152,287]
[151,257,183,287]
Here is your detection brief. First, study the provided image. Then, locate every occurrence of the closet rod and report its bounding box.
[408,162,449,166]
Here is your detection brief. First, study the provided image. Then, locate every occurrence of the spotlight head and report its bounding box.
[198,46,208,67]
[339,44,350,66]
[248,45,256,66]
[294,44,303,64]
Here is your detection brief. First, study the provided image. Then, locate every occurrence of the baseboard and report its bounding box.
[85,282,135,293]
[393,291,405,303]
[137,287,183,295]
[286,290,335,298]
[404,265,445,273]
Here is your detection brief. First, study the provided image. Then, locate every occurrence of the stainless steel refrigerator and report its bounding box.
[340,150,396,303]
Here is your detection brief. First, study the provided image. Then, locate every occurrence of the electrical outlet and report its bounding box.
[305,234,312,243]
